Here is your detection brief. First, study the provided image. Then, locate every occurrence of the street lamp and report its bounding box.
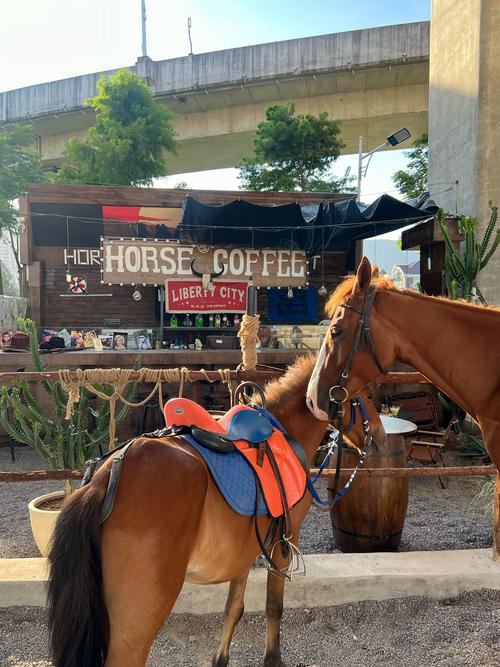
[357,128,411,202]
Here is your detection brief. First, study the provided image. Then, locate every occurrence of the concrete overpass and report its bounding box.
[0,21,429,174]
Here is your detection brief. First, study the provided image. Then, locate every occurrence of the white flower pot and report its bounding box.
[28,490,65,557]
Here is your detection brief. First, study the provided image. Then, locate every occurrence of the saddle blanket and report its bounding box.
[164,399,307,518]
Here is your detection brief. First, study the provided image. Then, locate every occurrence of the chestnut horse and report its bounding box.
[306,256,500,557]
[48,355,384,667]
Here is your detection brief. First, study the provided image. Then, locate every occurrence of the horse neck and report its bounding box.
[270,378,329,468]
[378,290,500,420]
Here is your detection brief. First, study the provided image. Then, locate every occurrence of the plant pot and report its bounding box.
[28,490,65,557]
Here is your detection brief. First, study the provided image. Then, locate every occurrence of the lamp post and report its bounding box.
[357,128,411,202]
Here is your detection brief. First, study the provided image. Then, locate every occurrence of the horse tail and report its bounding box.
[47,482,109,667]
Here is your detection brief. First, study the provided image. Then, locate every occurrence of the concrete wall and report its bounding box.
[429,0,500,303]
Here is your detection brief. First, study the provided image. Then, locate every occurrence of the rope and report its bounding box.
[58,367,197,448]
[237,314,260,370]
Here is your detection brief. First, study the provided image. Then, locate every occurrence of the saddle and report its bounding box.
[164,398,307,520]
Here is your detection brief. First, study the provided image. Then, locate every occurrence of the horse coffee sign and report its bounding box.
[102,239,307,287]
[166,280,247,313]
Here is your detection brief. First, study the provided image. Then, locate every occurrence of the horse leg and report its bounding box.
[482,422,500,561]
[212,570,250,667]
[262,561,288,667]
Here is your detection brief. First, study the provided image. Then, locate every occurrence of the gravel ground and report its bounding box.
[1,590,499,666]
[0,445,497,666]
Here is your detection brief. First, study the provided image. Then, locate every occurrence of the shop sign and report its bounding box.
[102,239,307,287]
[165,280,248,313]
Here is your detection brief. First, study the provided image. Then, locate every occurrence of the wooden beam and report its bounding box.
[495,472,500,561]
[25,183,353,207]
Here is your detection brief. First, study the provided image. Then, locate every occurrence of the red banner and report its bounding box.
[165,280,248,313]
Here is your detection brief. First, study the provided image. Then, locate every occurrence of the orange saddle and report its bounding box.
[164,398,307,518]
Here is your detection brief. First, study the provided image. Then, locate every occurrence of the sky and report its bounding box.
[0,0,431,236]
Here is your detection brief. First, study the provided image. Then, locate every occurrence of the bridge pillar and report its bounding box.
[429,0,500,304]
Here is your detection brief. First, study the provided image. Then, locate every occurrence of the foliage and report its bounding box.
[1,263,20,296]
[0,124,45,232]
[471,478,495,518]
[56,70,176,186]
[238,102,354,192]
[0,319,136,486]
[392,133,428,199]
[438,204,500,304]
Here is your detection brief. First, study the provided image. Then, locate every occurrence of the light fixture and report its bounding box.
[318,285,328,296]
[387,127,411,146]
[287,287,294,299]
[132,290,142,302]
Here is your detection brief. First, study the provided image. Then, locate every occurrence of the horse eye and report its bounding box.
[330,327,342,339]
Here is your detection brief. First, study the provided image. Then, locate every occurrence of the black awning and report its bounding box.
[177,194,432,253]
[177,196,307,248]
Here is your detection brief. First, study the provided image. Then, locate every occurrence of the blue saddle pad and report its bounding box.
[185,435,267,516]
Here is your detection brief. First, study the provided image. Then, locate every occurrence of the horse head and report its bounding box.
[306,257,396,421]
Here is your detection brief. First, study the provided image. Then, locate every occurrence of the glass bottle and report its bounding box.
[226,315,233,328]
[195,313,204,328]
[222,314,228,327]
[209,314,214,327]
[214,313,222,328]
[233,313,241,329]
[183,314,193,327]
[169,313,178,328]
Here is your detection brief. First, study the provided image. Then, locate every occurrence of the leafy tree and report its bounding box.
[56,70,176,186]
[0,123,45,294]
[392,133,428,199]
[239,102,353,192]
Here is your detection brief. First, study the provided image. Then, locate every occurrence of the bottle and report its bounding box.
[169,313,178,328]
[214,313,221,328]
[225,315,232,328]
[154,339,161,350]
[222,314,228,327]
[209,314,214,327]
[195,313,204,328]
[233,313,241,329]
[183,314,193,327]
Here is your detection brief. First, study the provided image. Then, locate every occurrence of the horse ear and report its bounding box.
[354,256,372,295]
[372,264,380,279]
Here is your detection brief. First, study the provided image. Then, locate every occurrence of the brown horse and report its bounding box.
[48,354,384,667]
[306,256,500,558]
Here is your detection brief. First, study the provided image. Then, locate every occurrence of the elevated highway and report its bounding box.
[0,21,429,174]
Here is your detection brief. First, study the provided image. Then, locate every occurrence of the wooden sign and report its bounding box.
[102,239,307,287]
[165,280,248,313]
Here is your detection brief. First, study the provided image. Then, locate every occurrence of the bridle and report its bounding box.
[327,284,388,420]
[325,285,388,500]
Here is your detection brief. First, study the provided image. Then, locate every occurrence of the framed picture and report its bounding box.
[134,329,152,350]
[98,334,113,350]
[112,332,128,350]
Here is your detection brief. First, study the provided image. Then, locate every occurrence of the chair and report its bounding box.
[387,391,451,489]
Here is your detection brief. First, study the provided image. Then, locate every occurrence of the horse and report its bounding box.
[306,255,500,558]
[48,354,385,667]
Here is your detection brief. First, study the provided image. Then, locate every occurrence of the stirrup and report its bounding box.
[268,538,306,581]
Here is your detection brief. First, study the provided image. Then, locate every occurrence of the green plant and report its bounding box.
[438,204,500,304]
[0,318,136,492]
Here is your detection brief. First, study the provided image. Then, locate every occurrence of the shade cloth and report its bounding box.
[177,194,432,252]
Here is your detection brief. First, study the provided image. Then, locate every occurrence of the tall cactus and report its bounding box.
[0,318,136,492]
[438,204,500,305]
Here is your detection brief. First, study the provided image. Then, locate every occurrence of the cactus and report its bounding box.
[438,204,500,304]
[0,318,136,491]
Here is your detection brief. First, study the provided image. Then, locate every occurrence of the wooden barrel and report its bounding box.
[328,432,409,552]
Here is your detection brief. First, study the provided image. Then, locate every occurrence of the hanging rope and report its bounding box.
[58,367,197,448]
[237,314,260,370]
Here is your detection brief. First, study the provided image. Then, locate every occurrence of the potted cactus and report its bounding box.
[0,318,135,555]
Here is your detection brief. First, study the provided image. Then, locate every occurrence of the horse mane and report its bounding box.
[325,275,395,316]
[325,274,500,317]
[264,354,316,411]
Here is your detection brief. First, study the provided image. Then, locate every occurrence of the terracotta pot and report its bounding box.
[28,490,65,557]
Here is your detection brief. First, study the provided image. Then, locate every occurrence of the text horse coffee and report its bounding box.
[102,240,307,288]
